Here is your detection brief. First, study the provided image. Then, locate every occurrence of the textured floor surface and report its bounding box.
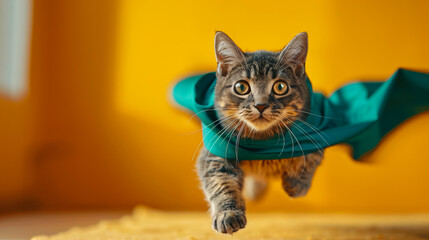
[0,210,125,240]
[32,206,429,240]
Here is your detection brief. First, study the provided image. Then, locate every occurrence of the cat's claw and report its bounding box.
[212,210,246,234]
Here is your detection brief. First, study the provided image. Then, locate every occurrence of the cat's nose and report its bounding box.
[254,104,269,113]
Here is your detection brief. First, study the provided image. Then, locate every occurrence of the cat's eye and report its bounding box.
[234,80,251,95]
[272,80,289,95]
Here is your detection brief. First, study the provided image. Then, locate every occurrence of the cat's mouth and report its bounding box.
[247,114,269,122]
[244,115,277,131]
[254,116,267,121]
[256,115,268,121]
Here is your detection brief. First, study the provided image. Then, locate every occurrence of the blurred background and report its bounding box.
[1,0,429,215]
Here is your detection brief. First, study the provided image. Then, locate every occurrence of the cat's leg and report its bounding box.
[281,152,323,198]
[196,147,246,234]
[243,175,268,201]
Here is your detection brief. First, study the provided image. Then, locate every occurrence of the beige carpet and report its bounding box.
[32,206,429,240]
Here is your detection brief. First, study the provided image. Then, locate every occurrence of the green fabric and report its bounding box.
[172,69,429,161]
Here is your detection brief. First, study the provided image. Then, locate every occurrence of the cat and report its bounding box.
[196,31,324,234]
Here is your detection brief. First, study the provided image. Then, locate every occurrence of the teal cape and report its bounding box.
[172,69,429,161]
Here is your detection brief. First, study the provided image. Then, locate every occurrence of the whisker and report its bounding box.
[219,118,241,145]
[276,123,281,145]
[202,117,241,181]
[293,109,336,119]
[276,123,286,157]
[283,121,296,159]
[224,119,241,161]
[295,118,330,146]
[284,118,325,158]
[246,127,255,140]
[279,119,306,177]
[279,112,328,155]
[182,115,234,136]
[187,107,238,122]
[235,122,245,165]
[192,115,237,167]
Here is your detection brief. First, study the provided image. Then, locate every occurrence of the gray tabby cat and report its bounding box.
[196,32,323,234]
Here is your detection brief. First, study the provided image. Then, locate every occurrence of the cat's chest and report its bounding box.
[239,158,301,177]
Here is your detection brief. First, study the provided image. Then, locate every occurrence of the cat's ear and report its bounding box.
[214,31,245,76]
[279,32,308,78]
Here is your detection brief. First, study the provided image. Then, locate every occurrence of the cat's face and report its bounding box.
[214,32,310,139]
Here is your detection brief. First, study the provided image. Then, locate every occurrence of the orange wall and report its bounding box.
[1,0,429,212]
[0,97,34,210]
[113,0,429,212]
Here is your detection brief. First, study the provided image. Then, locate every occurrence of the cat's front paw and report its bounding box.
[212,210,246,234]
[282,176,310,198]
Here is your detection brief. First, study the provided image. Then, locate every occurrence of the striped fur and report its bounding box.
[196,31,324,234]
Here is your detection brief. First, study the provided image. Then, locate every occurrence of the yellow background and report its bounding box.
[1,0,429,212]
